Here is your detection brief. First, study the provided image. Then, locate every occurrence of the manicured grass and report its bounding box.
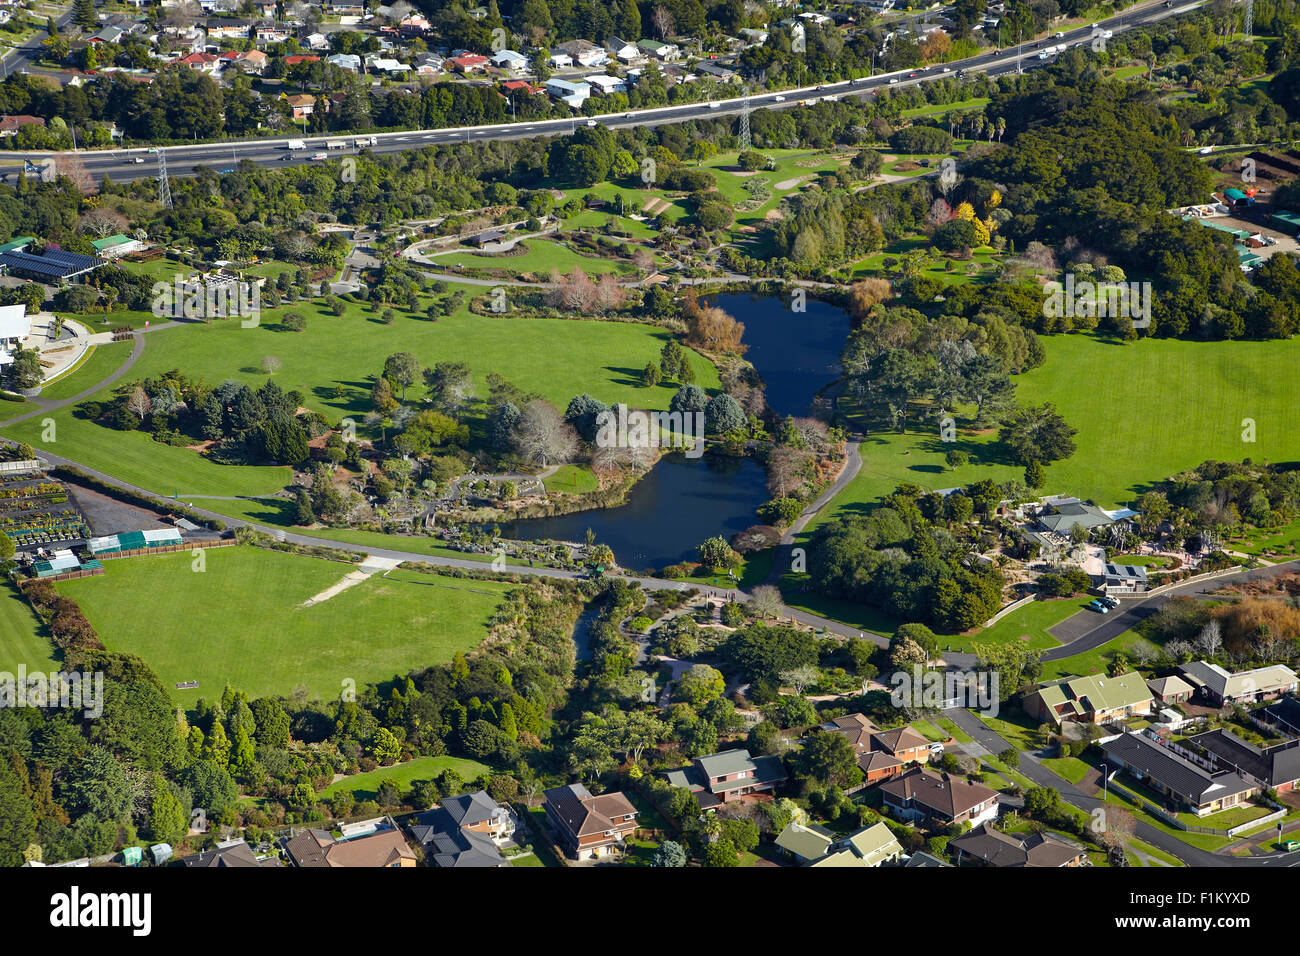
[40,342,131,399]
[774,588,901,638]
[1111,553,1174,568]
[0,583,57,671]
[1176,802,1273,830]
[950,597,1088,654]
[1101,785,1234,852]
[543,464,599,494]
[1042,755,1093,784]
[315,755,488,800]
[979,711,1043,753]
[431,238,637,275]
[58,547,514,701]
[1127,837,1185,867]
[910,719,947,742]
[809,334,1300,551]
[937,716,972,743]
[1038,630,1162,682]
[6,289,719,497]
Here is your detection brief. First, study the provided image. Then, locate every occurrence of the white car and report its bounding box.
[130,156,145,164]
[774,94,786,101]
[1198,146,1214,155]
[1055,31,1065,38]
[942,66,951,73]
[1037,51,1049,59]
[888,77,899,84]
[585,119,597,126]
[707,101,720,109]
[929,742,944,755]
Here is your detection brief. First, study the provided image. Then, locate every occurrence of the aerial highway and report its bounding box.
[2,0,1204,185]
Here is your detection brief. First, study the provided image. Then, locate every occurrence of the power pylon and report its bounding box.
[739,97,751,152]
[1245,0,1254,39]
[156,149,172,210]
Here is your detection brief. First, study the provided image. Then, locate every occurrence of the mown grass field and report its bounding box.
[0,583,57,671]
[316,755,488,801]
[430,238,637,275]
[58,547,514,701]
[3,285,719,497]
[811,334,1300,543]
[39,341,133,401]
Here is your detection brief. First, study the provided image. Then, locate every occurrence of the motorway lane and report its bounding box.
[1,0,1204,184]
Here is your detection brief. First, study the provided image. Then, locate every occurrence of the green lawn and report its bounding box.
[808,334,1300,552]
[936,716,972,743]
[947,597,1089,654]
[315,755,488,800]
[58,547,515,701]
[1038,630,1162,682]
[1042,755,1093,784]
[543,464,599,494]
[40,341,132,400]
[431,238,637,275]
[4,289,719,497]
[0,583,57,671]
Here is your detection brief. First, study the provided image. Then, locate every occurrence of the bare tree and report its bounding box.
[79,208,128,238]
[652,5,675,39]
[58,154,96,195]
[261,356,282,376]
[767,446,806,498]
[511,400,577,467]
[126,385,151,422]
[749,584,783,620]
[779,664,819,696]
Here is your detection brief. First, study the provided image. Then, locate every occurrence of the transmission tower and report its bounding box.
[156,149,172,210]
[1245,0,1254,39]
[739,97,751,152]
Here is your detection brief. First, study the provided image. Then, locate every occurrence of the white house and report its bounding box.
[548,51,573,69]
[490,49,529,71]
[585,73,626,95]
[0,304,30,368]
[606,38,640,63]
[545,78,590,108]
[327,52,361,71]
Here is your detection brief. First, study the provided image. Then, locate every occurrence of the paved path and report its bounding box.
[762,440,862,587]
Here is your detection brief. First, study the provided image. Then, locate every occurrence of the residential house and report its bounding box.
[949,824,1087,867]
[773,820,835,863]
[821,713,877,752]
[557,39,608,67]
[449,53,489,73]
[545,78,591,108]
[1033,497,1118,536]
[662,748,788,810]
[606,38,641,64]
[774,820,903,867]
[254,21,292,44]
[696,60,738,81]
[1147,674,1195,705]
[408,791,512,867]
[738,27,769,45]
[0,115,44,137]
[327,52,361,72]
[880,768,999,828]
[284,820,417,867]
[183,838,277,867]
[1261,696,1300,736]
[904,851,952,867]
[87,26,127,44]
[502,79,543,96]
[1178,728,1300,794]
[367,56,409,75]
[234,49,268,73]
[205,18,251,39]
[1022,672,1154,726]
[542,783,638,860]
[548,51,574,69]
[585,73,626,95]
[1178,661,1299,706]
[284,94,317,119]
[171,51,221,73]
[413,52,443,74]
[302,32,330,51]
[637,38,681,60]
[399,15,432,36]
[283,54,320,67]
[489,49,529,72]
[871,725,932,764]
[1100,731,1257,815]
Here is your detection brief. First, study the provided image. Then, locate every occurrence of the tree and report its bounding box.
[512,400,578,466]
[652,840,687,866]
[1024,459,1046,489]
[73,0,96,29]
[999,403,1077,465]
[749,585,782,620]
[676,664,726,706]
[794,731,864,789]
[704,394,746,436]
[640,362,661,387]
[282,311,306,332]
[383,351,422,400]
[0,532,14,563]
[260,356,282,376]
[698,535,741,574]
[292,487,315,526]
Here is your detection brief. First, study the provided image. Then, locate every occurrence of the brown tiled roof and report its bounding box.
[880,768,998,819]
[873,725,930,755]
[283,828,332,868]
[858,750,903,774]
[950,824,1084,867]
[323,829,415,867]
[544,784,638,838]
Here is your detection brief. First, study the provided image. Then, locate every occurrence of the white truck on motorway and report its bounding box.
[285,139,306,150]
[326,140,348,150]
[310,152,328,161]
[355,135,377,147]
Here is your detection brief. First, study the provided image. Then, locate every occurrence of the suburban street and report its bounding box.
[0,0,1205,185]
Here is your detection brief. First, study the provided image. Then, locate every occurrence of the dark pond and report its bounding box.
[501,294,853,572]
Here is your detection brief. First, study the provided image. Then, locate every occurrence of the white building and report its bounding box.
[0,304,30,367]
[490,49,529,71]
[545,78,590,108]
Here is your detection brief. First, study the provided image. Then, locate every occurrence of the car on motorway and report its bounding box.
[1038,51,1049,59]
[1055,31,1065,38]
[585,118,597,126]
[1086,600,1110,614]
[309,152,328,161]
[888,77,899,84]
[908,71,918,77]
[130,156,145,164]
[707,101,720,109]
[942,66,951,72]
[774,94,786,101]
[218,168,234,174]
[279,154,295,161]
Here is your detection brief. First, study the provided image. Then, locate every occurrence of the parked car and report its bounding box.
[929,742,945,755]
[1100,595,1120,609]
[1086,600,1110,614]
